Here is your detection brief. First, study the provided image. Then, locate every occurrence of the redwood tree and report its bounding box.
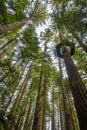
[63,45,87,130]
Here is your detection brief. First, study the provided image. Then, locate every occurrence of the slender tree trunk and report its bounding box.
[15,113,22,130]
[23,83,33,130]
[42,100,46,130]
[56,101,61,130]
[0,63,27,120]
[7,63,32,129]
[32,39,48,130]
[0,37,16,51]
[0,38,18,58]
[15,102,27,130]
[6,64,32,130]
[0,45,14,58]
[63,46,87,130]
[11,72,32,130]
[42,82,47,130]
[32,66,45,130]
[13,64,32,108]
[51,85,56,130]
[17,116,24,130]
[0,56,21,83]
[27,110,34,130]
[59,94,65,130]
[23,103,32,130]
[0,18,29,35]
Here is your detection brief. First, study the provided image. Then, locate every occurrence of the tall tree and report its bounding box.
[0,1,47,35]
[51,85,56,130]
[51,7,87,130]
[62,44,87,130]
[58,58,74,130]
[32,28,53,130]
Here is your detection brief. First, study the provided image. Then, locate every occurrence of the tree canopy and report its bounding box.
[0,0,87,130]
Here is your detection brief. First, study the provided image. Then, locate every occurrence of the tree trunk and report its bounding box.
[23,83,33,130]
[63,46,87,130]
[0,37,16,51]
[23,103,32,130]
[6,64,32,130]
[0,45,14,58]
[32,66,45,130]
[58,59,74,130]
[32,39,47,130]
[13,64,32,108]
[66,82,80,130]
[42,105,45,130]
[0,18,29,35]
[0,63,27,120]
[0,57,20,83]
[59,94,65,130]
[0,38,18,59]
[51,85,56,130]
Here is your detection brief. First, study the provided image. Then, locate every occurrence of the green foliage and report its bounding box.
[0,0,29,24]
[29,1,47,25]
[0,122,4,130]
[0,16,3,24]
[8,0,29,20]
[0,1,86,130]
[0,0,16,24]
[40,28,53,41]
[20,25,40,59]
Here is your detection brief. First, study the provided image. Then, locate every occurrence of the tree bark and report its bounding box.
[51,86,56,130]
[32,39,47,130]
[63,46,87,130]
[0,18,29,35]
[59,31,74,130]
[0,37,17,51]
[23,83,33,130]
[0,45,14,58]
[0,56,21,83]
[13,64,32,108]
[32,67,45,130]
[59,94,65,130]
[58,59,74,130]
[0,62,27,120]
[66,82,80,130]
